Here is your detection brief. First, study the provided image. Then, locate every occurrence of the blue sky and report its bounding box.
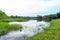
[0,0,60,17]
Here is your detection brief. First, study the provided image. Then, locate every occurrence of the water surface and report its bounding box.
[0,20,50,40]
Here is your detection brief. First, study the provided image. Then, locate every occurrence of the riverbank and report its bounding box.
[27,19,60,40]
[0,22,22,36]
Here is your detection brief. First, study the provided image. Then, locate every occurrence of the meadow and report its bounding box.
[27,19,60,40]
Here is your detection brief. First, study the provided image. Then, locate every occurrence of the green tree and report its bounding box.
[37,15,42,21]
[57,12,60,18]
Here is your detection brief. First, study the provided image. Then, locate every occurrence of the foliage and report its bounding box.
[57,12,60,18]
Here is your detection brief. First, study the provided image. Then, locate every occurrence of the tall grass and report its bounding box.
[0,22,22,36]
[27,19,60,40]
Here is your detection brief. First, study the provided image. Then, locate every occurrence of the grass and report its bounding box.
[27,19,60,40]
[0,22,22,36]
[0,18,28,22]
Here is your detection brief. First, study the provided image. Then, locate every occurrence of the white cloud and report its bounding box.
[0,0,60,16]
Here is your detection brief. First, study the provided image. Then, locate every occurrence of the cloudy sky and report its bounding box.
[0,0,60,16]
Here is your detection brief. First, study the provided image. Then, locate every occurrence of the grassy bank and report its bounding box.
[0,22,22,36]
[27,19,60,40]
[0,18,28,22]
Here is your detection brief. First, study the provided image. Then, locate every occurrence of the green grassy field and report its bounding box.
[0,22,22,36]
[0,18,28,22]
[27,19,60,40]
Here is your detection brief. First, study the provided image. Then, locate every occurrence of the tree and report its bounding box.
[57,12,60,18]
[37,15,42,21]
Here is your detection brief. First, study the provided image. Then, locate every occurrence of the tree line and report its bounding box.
[0,10,60,22]
[10,11,60,21]
[37,12,60,21]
